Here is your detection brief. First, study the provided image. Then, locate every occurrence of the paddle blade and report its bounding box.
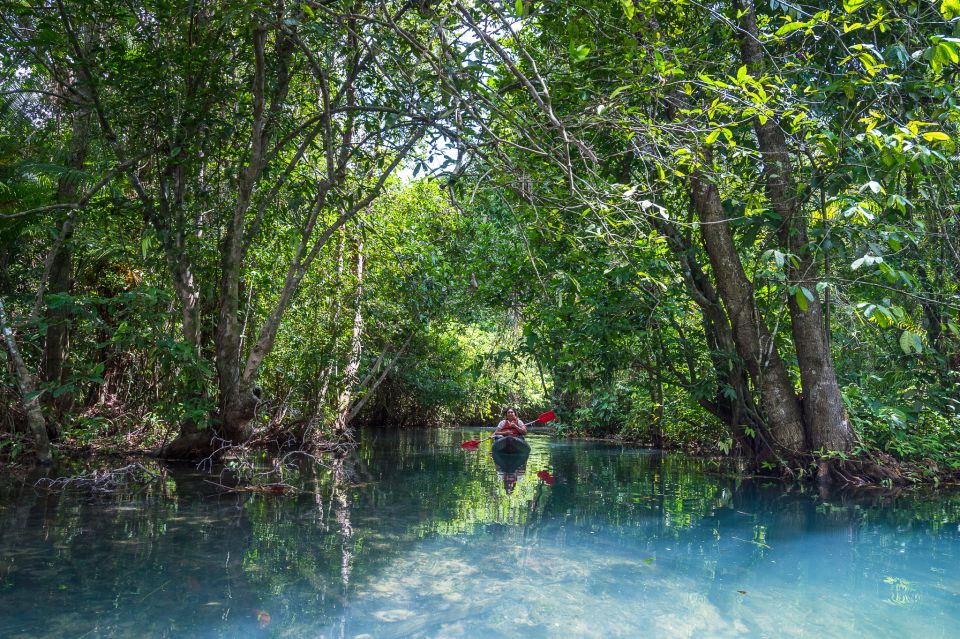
[537,470,555,485]
[535,410,556,424]
[460,440,480,449]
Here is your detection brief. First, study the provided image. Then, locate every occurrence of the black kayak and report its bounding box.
[490,436,530,455]
[491,437,530,475]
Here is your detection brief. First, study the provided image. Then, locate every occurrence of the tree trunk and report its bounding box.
[734,0,854,456]
[649,364,664,448]
[333,238,365,441]
[346,332,414,424]
[651,215,766,452]
[183,25,273,452]
[690,169,807,456]
[41,215,74,394]
[0,299,52,464]
[316,230,348,414]
[39,105,92,427]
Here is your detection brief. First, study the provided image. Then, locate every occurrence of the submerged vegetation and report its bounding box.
[2,0,960,482]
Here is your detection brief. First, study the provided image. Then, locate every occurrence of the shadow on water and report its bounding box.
[1,428,959,638]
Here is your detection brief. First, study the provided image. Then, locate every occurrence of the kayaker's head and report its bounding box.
[504,407,518,422]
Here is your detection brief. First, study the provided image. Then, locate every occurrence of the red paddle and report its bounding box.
[460,410,557,449]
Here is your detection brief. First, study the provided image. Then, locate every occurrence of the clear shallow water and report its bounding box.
[1,429,959,638]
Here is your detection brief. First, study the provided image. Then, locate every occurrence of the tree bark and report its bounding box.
[315,230,348,416]
[690,169,807,455]
[39,105,91,426]
[733,0,854,455]
[651,215,766,451]
[0,299,52,464]
[332,238,365,441]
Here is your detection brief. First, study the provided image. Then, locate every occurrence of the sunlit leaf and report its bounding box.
[843,0,867,12]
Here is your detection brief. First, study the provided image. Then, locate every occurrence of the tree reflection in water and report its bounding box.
[1,429,959,638]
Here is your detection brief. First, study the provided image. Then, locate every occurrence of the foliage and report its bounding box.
[1,0,959,475]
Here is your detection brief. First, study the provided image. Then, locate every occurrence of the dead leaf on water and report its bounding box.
[256,609,271,628]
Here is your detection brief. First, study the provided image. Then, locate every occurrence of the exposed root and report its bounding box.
[203,479,298,495]
[204,444,330,494]
[735,446,914,487]
[814,451,909,487]
[35,463,162,493]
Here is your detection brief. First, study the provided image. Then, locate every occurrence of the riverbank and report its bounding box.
[4,424,959,490]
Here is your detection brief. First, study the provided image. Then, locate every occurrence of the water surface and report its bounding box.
[1,429,958,638]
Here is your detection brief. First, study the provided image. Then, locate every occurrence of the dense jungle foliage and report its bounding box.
[2,0,959,480]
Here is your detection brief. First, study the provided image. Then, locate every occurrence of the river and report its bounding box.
[1,428,958,638]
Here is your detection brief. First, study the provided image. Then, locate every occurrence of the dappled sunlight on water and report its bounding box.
[1,429,959,638]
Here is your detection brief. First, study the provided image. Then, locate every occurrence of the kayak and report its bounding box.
[490,435,530,455]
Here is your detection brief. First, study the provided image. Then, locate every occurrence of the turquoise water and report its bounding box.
[1,429,959,638]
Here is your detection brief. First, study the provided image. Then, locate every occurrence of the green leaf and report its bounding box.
[775,21,809,36]
[621,0,636,20]
[941,0,960,20]
[922,131,951,143]
[795,287,809,311]
[937,40,960,64]
[52,383,75,398]
[515,0,524,17]
[843,0,867,13]
[570,43,591,62]
[706,129,721,144]
[899,330,923,355]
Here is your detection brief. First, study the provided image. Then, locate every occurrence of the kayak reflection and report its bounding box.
[491,436,530,494]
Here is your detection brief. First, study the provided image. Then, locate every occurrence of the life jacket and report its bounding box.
[497,419,523,437]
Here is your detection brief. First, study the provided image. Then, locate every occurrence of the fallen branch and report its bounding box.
[35,463,161,492]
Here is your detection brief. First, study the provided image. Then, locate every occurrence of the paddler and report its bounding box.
[493,407,527,439]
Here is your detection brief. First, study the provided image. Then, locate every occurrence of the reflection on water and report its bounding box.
[1,429,959,638]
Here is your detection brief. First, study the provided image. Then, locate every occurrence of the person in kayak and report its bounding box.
[493,407,526,438]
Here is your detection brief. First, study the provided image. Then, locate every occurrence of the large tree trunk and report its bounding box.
[169,25,278,455]
[0,299,52,464]
[41,216,74,395]
[651,216,766,452]
[734,0,854,457]
[37,98,92,428]
[690,169,808,456]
